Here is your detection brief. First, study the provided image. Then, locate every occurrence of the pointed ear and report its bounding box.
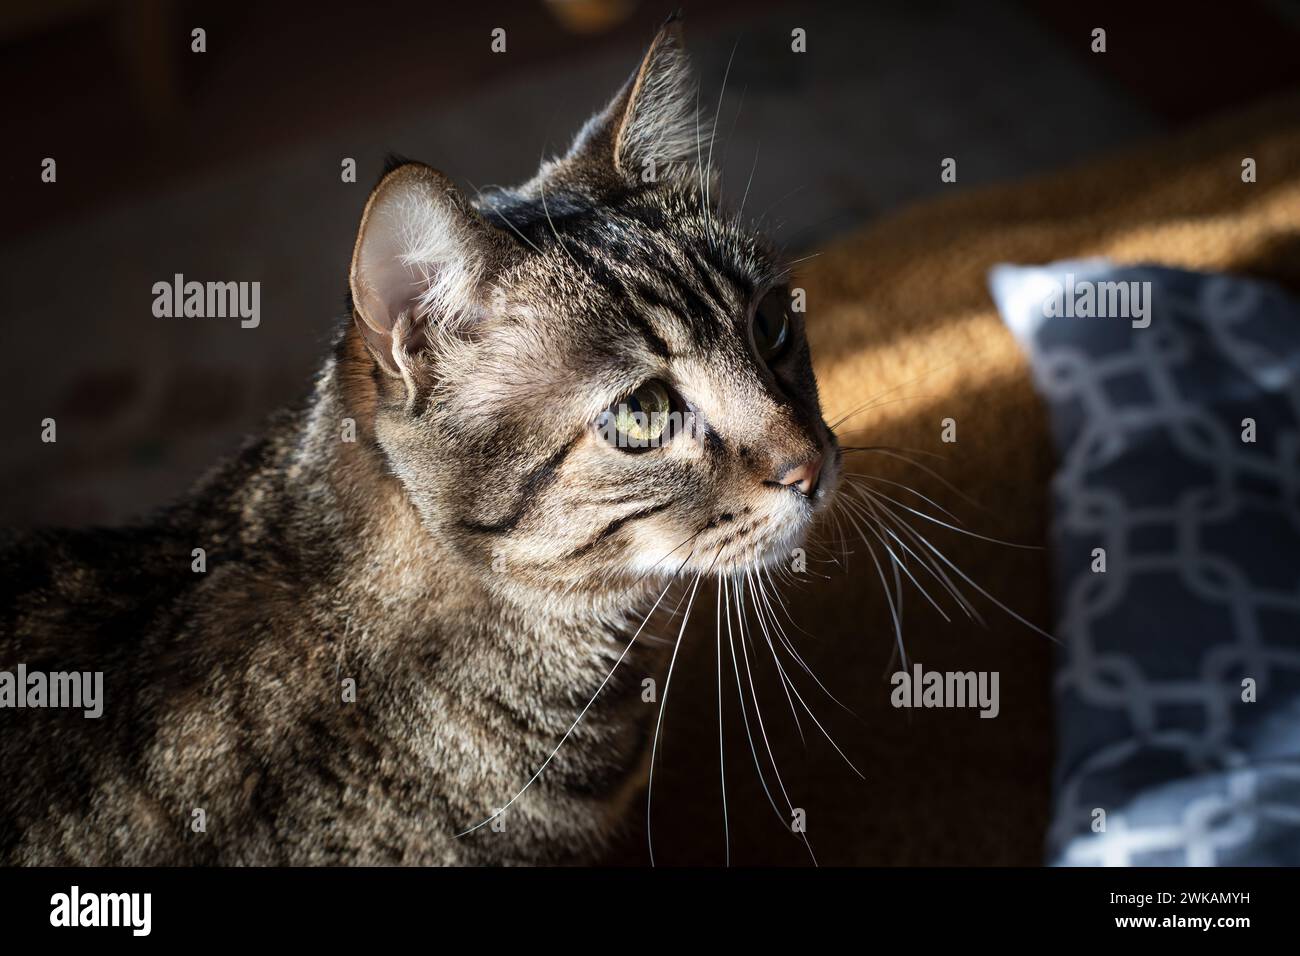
[349,163,495,380]
[567,14,700,184]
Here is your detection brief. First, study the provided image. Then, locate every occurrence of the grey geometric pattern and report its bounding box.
[989,261,1300,866]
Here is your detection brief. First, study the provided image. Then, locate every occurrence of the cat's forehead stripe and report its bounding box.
[484,185,764,356]
[567,228,755,356]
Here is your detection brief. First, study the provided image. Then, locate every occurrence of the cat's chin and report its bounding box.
[734,518,816,576]
[627,497,830,582]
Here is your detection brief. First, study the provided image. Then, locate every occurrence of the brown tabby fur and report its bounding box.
[0,18,840,865]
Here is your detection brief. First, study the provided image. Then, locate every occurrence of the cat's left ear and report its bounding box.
[563,14,702,187]
[349,162,499,381]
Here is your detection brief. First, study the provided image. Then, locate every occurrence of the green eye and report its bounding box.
[606,380,673,449]
[752,289,791,361]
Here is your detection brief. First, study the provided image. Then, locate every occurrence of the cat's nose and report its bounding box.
[774,454,823,497]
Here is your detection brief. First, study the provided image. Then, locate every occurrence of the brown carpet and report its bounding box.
[604,92,1300,865]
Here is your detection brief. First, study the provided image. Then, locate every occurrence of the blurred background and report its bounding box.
[5,0,1300,528]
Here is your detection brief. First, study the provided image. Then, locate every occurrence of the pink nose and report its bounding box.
[776,454,823,497]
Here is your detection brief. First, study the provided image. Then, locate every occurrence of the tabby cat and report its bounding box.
[0,17,839,865]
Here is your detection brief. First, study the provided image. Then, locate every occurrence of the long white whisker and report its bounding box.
[723,576,786,826]
[838,447,985,513]
[852,478,1040,551]
[466,179,543,256]
[731,575,818,864]
[738,143,760,223]
[752,567,855,717]
[746,574,864,780]
[647,568,707,866]
[540,177,579,269]
[456,573,676,837]
[715,577,730,866]
[705,40,738,243]
[853,490,984,622]
[838,500,909,668]
[874,494,1058,643]
[827,354,976,429]
[837,492,954,622]
[743,572,805,743]
[842,472,965,525]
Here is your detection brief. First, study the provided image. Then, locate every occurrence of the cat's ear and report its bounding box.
[349,162,495,380]
[567,14,701,184]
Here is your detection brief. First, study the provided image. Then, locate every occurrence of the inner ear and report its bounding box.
[349,162,497,380]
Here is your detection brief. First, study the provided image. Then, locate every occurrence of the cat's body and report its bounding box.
[0,19,840,865]
[1,334,655,864]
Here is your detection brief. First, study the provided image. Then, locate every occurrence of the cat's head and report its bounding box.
[347,17,838,595]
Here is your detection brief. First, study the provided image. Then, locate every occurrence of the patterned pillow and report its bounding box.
[988,261,1300,866]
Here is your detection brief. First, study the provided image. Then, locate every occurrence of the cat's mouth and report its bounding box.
[688,451,841,577]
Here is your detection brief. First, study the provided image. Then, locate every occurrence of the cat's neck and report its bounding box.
[244,326,656,657]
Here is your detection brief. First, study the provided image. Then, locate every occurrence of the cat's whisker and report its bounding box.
[785,251,823,267]
[866,496,1009,629]
[646,559,712,866]
[837,491,955,623]
[819,495,852,571]
[753,183,808,225]
[751,568,853,718]
[839,446,986,514]
[863,489,1057,642]
[539,178,579,270]
[842,472,965,526]
[758,564,818,642]
[738,143,760,225]
[841,482,982,621]
[456,519,714,840]
[849,477,1041,551]
[465,178,544,256]
[828,392,937,431]
[755,589,826,732]
[704,40,738,249]
[722,577,787,827]
[714,82,747,210]
[694,82,708,239]
[826,353,975,430]
[846,482,992,623]
[731,576,794,797]
[584,523,706,596]
[729,576,818,865]
[879,502,992,624]
[715,575,729,866]
[455,569,680,838]
[836,495,909,668]
[745,573,864,780]
[839,443,946,462]
[743,572,804,743]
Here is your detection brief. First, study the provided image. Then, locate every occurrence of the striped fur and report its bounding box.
[0,17,838,865]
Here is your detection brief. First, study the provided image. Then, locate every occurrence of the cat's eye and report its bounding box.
[599,380,675,451]
[751,289,791,361]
